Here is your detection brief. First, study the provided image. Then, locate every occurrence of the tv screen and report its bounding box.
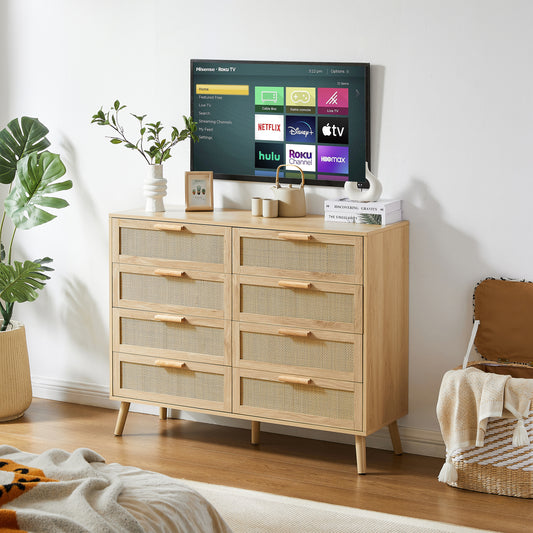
[190,59,370,187]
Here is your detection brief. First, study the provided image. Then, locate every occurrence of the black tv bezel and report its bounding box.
[190,59,370,187]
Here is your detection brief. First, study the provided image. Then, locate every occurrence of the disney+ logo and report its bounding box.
[285,116,316,143]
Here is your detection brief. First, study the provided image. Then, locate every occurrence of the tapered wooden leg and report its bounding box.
[159,407,168,420]
[355,435,366,474]
[114,402,130,436]
[251,421,260,445]
[388,420,403,455]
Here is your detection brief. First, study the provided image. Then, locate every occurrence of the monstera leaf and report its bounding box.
[4,151,72,230]
[0,258,53,305]
[0,117,51,184]
[359,213,382,225]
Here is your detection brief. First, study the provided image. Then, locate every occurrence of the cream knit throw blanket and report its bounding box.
[0,446,231,533]
[0,446,143,533]
[436,367,533,483]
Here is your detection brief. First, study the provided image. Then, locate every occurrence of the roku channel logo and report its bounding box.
[286,144,316,172]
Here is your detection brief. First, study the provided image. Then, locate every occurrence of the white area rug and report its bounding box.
[182,480,495,533]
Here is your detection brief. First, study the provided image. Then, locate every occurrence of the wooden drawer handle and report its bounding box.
[154,314,186,324]
[155,360,187,369]
[154,224,186,232]
[278,233,312,241]
[278,375,312,385]
[278,328,311,337]
[278,280,311,289]
[154,269,186,278]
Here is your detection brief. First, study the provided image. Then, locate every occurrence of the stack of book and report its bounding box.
[324,198,402,226]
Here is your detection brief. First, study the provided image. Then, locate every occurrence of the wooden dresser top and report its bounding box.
[110,208,408,237]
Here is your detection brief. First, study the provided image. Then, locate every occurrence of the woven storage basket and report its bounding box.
[0,322,32,421]
[445,278,533,498]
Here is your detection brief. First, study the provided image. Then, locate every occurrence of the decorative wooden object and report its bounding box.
[109,208,409,474]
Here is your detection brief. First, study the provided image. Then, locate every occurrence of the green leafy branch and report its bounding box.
[359,213,382,225]
[91,100,198,165]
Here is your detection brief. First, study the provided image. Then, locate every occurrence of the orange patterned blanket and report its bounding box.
[0,458,57,532]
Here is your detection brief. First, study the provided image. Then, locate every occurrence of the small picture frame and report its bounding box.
[185,171,213,211]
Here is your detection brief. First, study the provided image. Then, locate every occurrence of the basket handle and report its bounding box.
[462,320,480,369]
[275,164,305,189]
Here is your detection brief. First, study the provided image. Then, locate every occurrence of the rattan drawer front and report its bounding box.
[234,275,362,333]
[114,264,230,319]
[233,322,362,381]
[234,369,361,430]
[112,218,231,273]
[113,353,231,411]
[233,228,362,284]
[113,309,230,365]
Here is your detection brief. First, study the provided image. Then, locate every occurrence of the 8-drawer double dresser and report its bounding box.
[110,208,409,474]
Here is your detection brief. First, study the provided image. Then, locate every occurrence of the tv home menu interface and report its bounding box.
[191,60,368,184]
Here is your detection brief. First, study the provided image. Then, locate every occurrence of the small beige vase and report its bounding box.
[0,322,32,422]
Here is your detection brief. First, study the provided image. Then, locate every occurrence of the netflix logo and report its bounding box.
[255,114,284,141]
[257,123,281,132]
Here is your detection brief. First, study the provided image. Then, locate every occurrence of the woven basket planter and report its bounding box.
[0,322,32,422]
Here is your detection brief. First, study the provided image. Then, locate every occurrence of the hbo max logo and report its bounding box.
[317,146,349,174]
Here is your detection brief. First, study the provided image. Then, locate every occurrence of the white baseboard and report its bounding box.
[31,375,445,458]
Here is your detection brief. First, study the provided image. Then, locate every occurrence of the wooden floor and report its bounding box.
[1,399,531,532]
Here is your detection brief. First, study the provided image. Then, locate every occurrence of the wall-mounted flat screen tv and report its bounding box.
[190,59,370,187]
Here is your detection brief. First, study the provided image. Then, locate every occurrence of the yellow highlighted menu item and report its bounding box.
[196,84,249,96]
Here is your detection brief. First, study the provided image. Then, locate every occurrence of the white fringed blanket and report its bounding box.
[436,367,533,482]
[0,446,231,533]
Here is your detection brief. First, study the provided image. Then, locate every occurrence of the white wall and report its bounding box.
[3,0,533,447]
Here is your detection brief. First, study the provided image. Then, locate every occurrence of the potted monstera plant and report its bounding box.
[0,116,72,421]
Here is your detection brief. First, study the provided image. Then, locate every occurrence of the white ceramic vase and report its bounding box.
[344,162,383,202]
[144,164,167,212]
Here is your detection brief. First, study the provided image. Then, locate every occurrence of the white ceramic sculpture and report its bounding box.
[344,162,383,202]
[144,164,167,212]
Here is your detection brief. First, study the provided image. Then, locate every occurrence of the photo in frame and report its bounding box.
[185,171,213,211]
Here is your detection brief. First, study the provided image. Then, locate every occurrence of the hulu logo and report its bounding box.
[258,150,280,162]
[255,142,284,169]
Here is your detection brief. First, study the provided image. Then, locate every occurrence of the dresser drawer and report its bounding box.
[112,353,231,411]
[233,275,362,333]
[113,264,230,319]
[112,218,231,273]
[233,228,362,284]
[233,322,362,381]
[113,309,231,365]
[233,369,361,430]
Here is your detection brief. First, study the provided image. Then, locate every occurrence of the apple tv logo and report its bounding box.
[317,117,348,144]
